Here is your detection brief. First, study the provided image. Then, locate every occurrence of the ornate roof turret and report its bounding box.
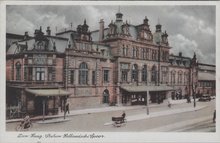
[34,26,48,42]
[161,30,169,46]
[116,6,123,22]
[143,16,149,25]
[76,20,91,42]
[82,19,89,34]
[155,18,162,32]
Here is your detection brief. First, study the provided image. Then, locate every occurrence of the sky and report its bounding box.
[6,5,216,64]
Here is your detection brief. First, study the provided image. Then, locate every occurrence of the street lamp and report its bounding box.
[146,91,149,115]
[64,96,67,120]
[193,83,197,108]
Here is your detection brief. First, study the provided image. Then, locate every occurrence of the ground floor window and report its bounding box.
[103,89,109,103]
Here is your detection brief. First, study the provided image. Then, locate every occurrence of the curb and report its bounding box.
[104,105,207,126]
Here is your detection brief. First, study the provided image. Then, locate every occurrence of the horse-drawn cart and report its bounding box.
[112,116,126,127]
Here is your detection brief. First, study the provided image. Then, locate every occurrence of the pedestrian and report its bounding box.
[22,113,31,129]
[213,110,216,123]
[65,101,70,114]
[121,111,126,122]
[168,98,171,108]
[187,95,191,103]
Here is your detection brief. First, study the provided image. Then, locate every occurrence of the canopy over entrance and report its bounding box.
[25,89,71,96]
[121,85,175,93]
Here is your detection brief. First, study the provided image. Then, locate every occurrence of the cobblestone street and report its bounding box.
[6,100,215,132]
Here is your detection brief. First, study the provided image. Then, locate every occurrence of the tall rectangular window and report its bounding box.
[92,71,96,85]
[48,67,53,81]
[70,70,74,84]
[28,67,32,81]
[24,67,28,81]
[121,70,128,82]
[36,68,45,81]
[146,49,149,59]
[142,65,147,82]
[15,62,21,81]
[104,70,109,83]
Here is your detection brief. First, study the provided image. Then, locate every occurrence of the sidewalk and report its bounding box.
[104,105,207,126]
[6,99,195,123]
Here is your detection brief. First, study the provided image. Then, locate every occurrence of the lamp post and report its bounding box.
[193,85,196,108]
[64,96,67,120]
[146,91,149,115]
[193,81,197,108]
[42,98,45,122]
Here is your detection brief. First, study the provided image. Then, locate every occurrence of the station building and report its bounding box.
[6,10,216,117]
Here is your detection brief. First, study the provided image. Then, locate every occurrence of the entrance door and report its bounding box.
[34,97,48,115]
[131,94,146,105]
[103,89,109,104]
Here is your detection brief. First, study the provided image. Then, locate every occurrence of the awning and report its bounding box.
[121,85,175,92]
[25,89,71,97]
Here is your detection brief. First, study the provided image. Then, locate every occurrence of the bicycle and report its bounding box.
[16,121,33,131]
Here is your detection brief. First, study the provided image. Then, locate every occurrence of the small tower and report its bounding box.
[99,19,104,42]
[116,6,123,22]
[46,26,51,36]
[82,19,89,34]
[191,52,197,66]
[156,18,162,32]
[143,16,149,25]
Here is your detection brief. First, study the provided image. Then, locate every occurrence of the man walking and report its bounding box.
[213,110,216,123]
[65,101,70,114]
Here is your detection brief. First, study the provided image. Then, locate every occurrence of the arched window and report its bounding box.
[15,62,21,81]
[79,62,88,85]
[171,70,176,85]
[151,65,157,83]
[142,65,147,82]
[136,48,139,58]
[146,49,149,59]
[126,47,129,56]
[178,71,183,84]
[122,45,125,56]
[131,64,138,82]
[161,66,168,84]
[141,48,145,59]
[103,89,109,103]
[184,72,188,84]
[132,47,136,58]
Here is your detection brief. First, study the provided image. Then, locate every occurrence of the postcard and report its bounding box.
[0,1,219,143]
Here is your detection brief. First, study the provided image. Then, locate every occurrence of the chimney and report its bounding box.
[46,26,51,36]
[24,31,29,40]
[99,19,104,42]
[179,52,182,57]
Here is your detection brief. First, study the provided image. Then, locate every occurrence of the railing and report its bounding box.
[6,106,25,119]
